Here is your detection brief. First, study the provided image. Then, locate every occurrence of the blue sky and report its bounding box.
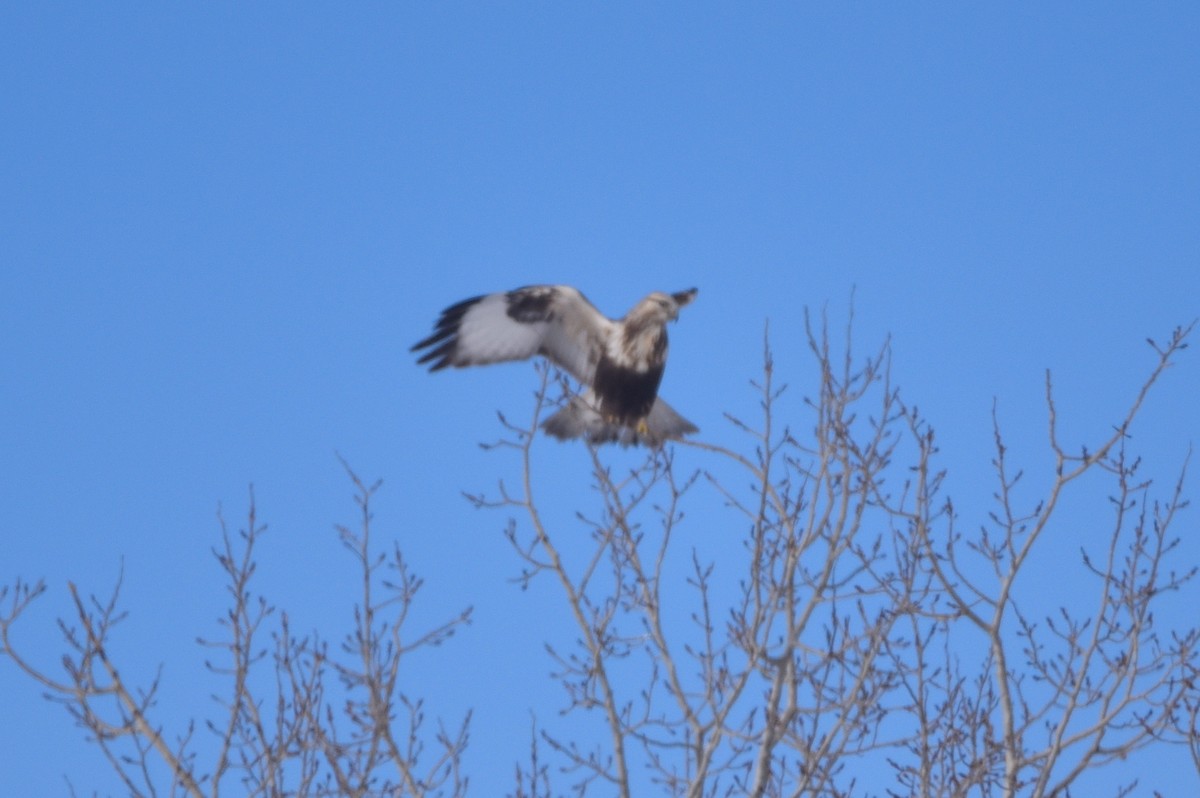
[2,4,1198,795]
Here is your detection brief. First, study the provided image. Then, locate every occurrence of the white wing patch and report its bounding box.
[453,293,549,366]
[535,288,612,383]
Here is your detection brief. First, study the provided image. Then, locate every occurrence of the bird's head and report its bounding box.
[636,288,698,324]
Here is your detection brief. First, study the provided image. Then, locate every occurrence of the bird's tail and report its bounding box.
[542,392,698,447]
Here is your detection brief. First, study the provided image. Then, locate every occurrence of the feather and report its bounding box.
[542,392,699,446]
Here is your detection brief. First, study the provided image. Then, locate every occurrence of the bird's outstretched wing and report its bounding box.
[411,285,611,385]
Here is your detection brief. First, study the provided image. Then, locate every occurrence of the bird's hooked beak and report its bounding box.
[670,288,698,319]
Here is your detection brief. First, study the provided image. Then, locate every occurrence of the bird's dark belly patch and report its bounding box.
[593,357,663,424]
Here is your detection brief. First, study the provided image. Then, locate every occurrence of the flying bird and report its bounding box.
[412,285,698,446]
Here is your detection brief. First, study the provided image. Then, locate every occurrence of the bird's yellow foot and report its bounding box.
[636,418,650,438]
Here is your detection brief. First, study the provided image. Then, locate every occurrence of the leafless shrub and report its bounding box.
[473,314,1196,797]
[3,317,1195,798]
[1,465,471,797]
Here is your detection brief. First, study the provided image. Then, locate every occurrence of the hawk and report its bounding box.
[412,285,698,446]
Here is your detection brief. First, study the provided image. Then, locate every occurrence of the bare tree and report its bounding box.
[478,314,1197,797]
[3,317,1195,797]
[1,466,471,798]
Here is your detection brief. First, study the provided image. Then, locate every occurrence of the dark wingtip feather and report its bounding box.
[410,327,452,353]
[412,294,487,371]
